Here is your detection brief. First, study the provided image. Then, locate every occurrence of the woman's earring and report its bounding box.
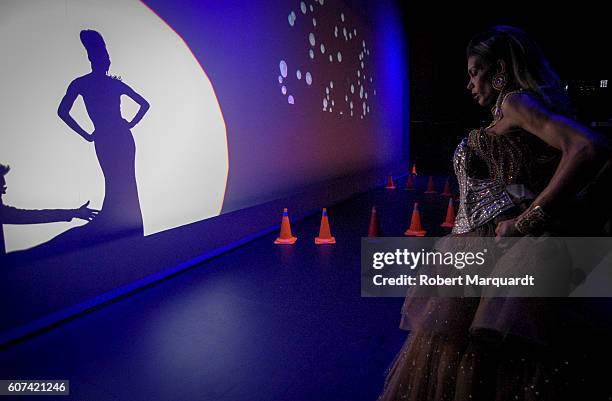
[492,73,507,91]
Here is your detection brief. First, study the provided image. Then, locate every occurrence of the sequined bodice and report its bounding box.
[452,127,559,234]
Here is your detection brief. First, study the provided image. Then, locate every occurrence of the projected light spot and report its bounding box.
[345,95,348,102]
[362,40,366,48]
[320,43,325,54]
[329,55,332,62]
[319,0,324,5]
[365,92,368,99]
[310,4,314,12]
[357,70,361,78]
[334,26,338,37]
[323,98,328,108]
[296,70,302,80]
[326,87,329,95]
[309,49,314,59]
[343,27,347,37]
[360,86,363,98]
[374,89,376,95]
[351,84,354,93]
[279,60,288,78]
[313,18,316,27]
[288,95,295,104]
[350,101,353,109]
[337,52,342,62]
[1,0,228,251]
[278,75,283,83]
[331,100,335,106]
[288,11,296,26]
[281,85,287,95]
[305,72,312,85]
[361,61,364,69]
[309,33,316,46]
[301,2,307,14]
[341,12,345,22]
[330,81,333,88]
[353,28,357,36]
[349,32,352,40]
[329,108,332,113]
[367,105,370,113]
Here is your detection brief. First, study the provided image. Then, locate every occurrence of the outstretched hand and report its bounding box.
[74,201,99,221]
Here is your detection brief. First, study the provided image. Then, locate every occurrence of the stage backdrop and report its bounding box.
[0,0,408,343]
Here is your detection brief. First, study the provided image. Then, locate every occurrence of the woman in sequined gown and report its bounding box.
[378,26,612,401]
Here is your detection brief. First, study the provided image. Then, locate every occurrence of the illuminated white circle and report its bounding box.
[0,0,228,251]
[329,55,332,62]
[330,81,333,88]
[320,43,325,54]
[278,75,283,83]
[337,52,342,62]
[305,72,312,85]
[351,84,354,93]
[310,4,314,12]
[279,60,288,78]
[325,87,329,95]
[281,85,287,95]
[300,2,307,14]
[296,70,302,80]
[341,13,345,22]
[309,49,314,59]
[309,33,315,46]
[312,18,316,27]
[323,98,328,108]
[288,95,295,104]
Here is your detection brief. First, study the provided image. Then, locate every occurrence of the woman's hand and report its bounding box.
[495,218,522,237]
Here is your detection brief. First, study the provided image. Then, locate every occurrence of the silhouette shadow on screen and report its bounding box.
[5,29,150,263]
[0,164,99,259]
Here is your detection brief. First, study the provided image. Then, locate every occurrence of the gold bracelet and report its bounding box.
[514,205,552,235]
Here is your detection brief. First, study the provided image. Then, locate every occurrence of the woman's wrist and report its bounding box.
[514,205,552,235]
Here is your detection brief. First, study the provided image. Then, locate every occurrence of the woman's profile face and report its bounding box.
[466,55,496,108]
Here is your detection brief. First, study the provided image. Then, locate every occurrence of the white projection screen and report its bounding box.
[0,0,228,252]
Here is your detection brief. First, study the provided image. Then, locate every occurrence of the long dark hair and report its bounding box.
[467,25,571,116]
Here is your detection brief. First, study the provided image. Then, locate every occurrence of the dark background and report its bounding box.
[400,8,612,174]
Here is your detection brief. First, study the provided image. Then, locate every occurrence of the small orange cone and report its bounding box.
[441,178,452,197]
[411,163,417,175]
[405,174,415,191]
[440,198,456,228]
[404,202,427,236]
[274,208,297,244]
[385,173,396,189]
[368,206,381,237]
[315,208,336,244]
[424,176,437,194]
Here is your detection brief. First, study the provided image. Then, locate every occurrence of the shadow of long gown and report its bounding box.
[8,64,147,263]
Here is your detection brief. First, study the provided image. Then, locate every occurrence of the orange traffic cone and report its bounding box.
[385,173,396,189]
[411,163,417,175]
[315,208,336,244]
[405,174,415,191]
[404,202,427,236]
[368,206,381,237]
[440,198,456,228]
[424,176,437,194]
[274,208,297,244]
[441,178,452,197]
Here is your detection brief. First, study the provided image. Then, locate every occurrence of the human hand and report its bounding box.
[495,218,522,247]
[74,201,99,221]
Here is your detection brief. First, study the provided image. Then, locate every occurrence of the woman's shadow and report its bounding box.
[8,29,150,263]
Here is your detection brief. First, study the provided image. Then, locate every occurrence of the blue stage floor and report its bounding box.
[0,176,452,401]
